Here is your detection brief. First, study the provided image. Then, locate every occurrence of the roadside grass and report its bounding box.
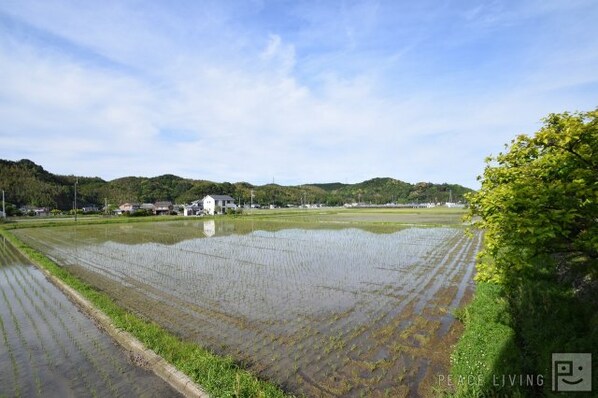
[449,282,523,397]
[1,229,290,398]
[450,256,597,397]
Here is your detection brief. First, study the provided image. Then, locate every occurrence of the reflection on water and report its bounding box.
[36,219,408,247]
[203,219,215,237]
[14,220,482,397]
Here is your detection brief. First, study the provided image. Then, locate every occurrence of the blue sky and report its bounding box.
[1,0,597,188]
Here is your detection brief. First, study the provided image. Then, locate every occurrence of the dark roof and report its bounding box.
[154,201,173,206]
[206,195,235,201]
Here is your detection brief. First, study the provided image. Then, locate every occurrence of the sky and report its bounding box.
[1,1,597,188]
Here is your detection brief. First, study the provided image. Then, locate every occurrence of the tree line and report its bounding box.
[0,159,472,212]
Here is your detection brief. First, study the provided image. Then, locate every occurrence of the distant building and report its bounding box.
[183,206,199,216]
[183,199,203,216]
[154,201,173,215]
[202,195,236,215]
[140,203,156,213]
[119,203,140,213]
[20,206,50,216]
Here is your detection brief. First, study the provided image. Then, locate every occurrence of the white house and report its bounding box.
[202,195,236,215]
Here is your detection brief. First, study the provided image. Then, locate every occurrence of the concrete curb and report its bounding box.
[35,265,210,398]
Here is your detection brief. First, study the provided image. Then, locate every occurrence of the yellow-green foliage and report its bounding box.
[466,108,598,282]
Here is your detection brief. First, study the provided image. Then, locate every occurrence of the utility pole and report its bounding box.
[2,190,5,219]
[74,178,78,222]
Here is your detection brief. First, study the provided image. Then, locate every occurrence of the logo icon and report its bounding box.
[552,353,592,392]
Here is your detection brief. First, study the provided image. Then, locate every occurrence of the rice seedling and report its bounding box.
[11,219,482,396]
[0,240,182,398]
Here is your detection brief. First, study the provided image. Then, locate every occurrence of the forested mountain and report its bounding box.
[0,159,473,210]
[307,177,471,205]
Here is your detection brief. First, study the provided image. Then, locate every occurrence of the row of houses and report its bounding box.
[118,195,237,216]
[117,201,176,215]
[13,195,237,217]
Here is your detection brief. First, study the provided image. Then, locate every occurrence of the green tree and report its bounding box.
[466,108,598,282]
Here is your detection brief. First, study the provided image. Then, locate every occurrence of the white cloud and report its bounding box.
[0,1,597,189]
[0,37,159,156]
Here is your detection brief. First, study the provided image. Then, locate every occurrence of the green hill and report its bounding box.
[306,177,471,205]
[0,159,473,211]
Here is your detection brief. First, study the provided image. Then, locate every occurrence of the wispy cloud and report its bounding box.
[1,0,597,188]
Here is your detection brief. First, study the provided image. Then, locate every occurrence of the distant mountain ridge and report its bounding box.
[0,159,473,210]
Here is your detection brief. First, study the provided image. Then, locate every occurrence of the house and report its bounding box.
[119,203,140,213]
[154,201,173,215]
[184,205,201,216]
[202,195,236,215]
[140,203,156,213]
[183,199,203,216]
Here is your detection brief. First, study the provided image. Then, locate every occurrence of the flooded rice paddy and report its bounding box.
[15,220,482,397]
[0,237,181,398]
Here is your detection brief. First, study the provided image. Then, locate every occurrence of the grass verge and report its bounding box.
[449,257,597,397]
[1,229,290,398]
[448,282,523,397]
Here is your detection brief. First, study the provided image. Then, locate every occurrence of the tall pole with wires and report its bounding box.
[74,178,78,222]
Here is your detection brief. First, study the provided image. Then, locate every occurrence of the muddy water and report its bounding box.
[16,221,483,397]
[0,238,181,398]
